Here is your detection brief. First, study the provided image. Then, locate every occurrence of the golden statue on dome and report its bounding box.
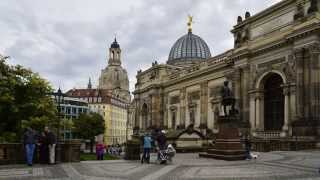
[187,15,193,33]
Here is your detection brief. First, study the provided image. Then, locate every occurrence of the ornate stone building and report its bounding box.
[133,0,320,150]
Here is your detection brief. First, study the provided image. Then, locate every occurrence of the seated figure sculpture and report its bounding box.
[220,81,237,116]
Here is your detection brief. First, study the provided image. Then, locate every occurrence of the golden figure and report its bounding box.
[187,15,193,32]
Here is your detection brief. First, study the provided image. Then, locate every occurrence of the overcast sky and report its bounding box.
[0,0,281,93]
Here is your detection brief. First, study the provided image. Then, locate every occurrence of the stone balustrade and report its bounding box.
[0,140,81,165]
[254,131,281,139]
[252,138,316,152]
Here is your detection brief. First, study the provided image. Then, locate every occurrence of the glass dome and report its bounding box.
[168,32,211,65]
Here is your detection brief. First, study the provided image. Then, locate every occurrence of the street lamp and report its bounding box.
[52,87,64,163]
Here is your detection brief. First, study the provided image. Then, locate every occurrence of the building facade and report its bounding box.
[133,0,320,150]
[67,39,132,145]
[54,96,89,140]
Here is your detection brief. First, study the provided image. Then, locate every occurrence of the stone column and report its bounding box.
[259,93,264,130]
[303,49,311,120]
[134,98,140,128]
[255,93,261,130]
[232,68,241,112]
[294,48,305,120]
[241,66,250,123]
[283,85,290,131]
[308,44,320,122]
[200,82,208,128]
[163,93,169,128]
[249,91,256,130]
[180,88,186,128]
[159,91,164,128]
[289,84,297,122]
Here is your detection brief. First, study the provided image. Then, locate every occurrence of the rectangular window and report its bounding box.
[66,107,71,114]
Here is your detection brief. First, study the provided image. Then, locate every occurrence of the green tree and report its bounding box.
[73,112,104,153]
[0,56,57,142]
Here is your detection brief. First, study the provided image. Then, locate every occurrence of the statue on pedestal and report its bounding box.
[220,81,237,116]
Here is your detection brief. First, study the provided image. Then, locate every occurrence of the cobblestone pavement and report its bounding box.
[1,151,320,180]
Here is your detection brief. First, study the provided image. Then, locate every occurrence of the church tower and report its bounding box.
[98,38,130,102]
[108,38,121,66]
[87,77,92,89]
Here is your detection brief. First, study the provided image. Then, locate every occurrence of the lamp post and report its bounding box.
[53,87,64,163]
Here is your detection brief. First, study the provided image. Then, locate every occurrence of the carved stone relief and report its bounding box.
[251,57,288,89]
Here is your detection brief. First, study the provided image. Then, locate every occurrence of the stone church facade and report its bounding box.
[132,0,320,150]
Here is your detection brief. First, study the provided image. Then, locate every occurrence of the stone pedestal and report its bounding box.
[124,137,141,160]
[199,116,246,160]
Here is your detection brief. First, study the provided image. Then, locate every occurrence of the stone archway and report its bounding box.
[250,70,291,137]
[263,73,284,131]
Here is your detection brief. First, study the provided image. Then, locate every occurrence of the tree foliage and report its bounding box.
[0,56,57,142]
[73,112,104,139]
[73,112,104,152]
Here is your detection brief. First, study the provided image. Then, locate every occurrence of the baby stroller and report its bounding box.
[158,144,176,164]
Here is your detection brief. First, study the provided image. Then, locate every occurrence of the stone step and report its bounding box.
[207,149,246,156]
[199,153,246,161]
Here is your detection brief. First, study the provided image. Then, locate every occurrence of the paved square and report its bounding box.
[1,151,320,180]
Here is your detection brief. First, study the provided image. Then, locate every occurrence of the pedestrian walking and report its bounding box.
[45,126,57,164]
[157,130,167,151]
[96,142,106,160]
[117,144,121,156]
[244,136,252,160]
[23,127,37,166]
[141,132,152,164]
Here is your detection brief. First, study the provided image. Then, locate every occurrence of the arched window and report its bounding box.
[142,104,148,129]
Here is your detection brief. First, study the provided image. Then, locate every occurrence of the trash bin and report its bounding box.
[125,140,140,160]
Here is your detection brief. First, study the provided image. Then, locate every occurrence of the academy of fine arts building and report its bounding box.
[131,0,320,151]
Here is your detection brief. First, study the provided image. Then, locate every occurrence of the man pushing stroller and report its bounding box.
[156,130,175,164]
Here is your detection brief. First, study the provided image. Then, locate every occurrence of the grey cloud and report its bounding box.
[0,0,280,93]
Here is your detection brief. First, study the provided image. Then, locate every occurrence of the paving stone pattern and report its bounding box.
[0,151,320,180]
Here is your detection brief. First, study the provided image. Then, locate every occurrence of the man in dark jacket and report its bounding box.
[44,126,57,164]
[157,130,167,150]
[23,127,37,166]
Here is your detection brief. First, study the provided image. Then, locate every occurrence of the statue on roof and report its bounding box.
[187,15,193,33]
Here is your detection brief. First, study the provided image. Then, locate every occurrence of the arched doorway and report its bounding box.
[264,73,284,131]
[142,104,148,129]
